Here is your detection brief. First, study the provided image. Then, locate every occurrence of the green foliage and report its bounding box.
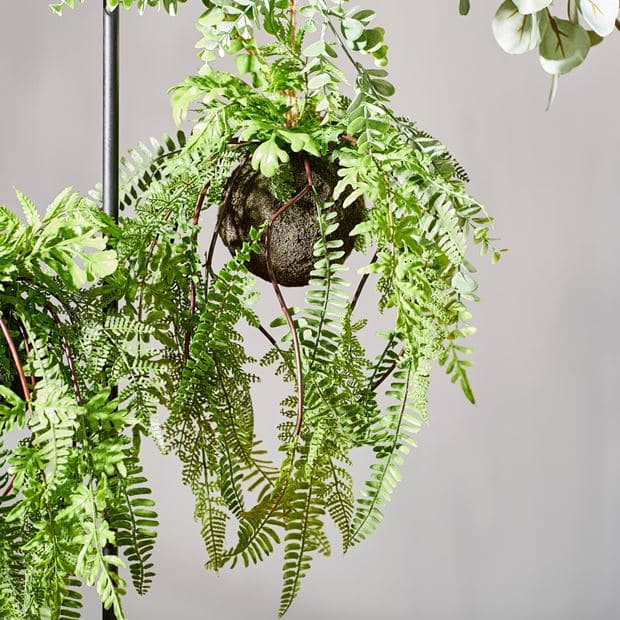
[109,457,159,595]
[50,0,189,15]
[2,0,522,617]
[0,192,159,618]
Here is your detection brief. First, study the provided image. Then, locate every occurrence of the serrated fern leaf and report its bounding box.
[348,363,422,547]
[278,473,326,617]
[109,458,158,596]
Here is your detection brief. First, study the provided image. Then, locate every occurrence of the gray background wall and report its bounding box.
[1,2,619,619]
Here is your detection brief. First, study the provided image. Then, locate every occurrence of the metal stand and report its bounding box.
[102,2,119,619]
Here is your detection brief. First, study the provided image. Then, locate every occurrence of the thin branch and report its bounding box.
[1,475,15,497]
[16,320,35,387]
[265,182,312,438]
[184,182,210,360]
[0,314,31,498]
[0,315,31,403]
[372,347,405,392]
[350,250,378,313]
[45,305,83,405]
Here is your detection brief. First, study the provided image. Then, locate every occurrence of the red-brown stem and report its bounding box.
[340,134,358,145]
[16,321,35,387]
[290,0,297,46]
[0,315,31,403]
[184,183,210,360]
[303,155,314,187]
[1,475,15,497]
[266,183,312,438]
[0,314,30,498]
[45,305,83,405]
[372,347,405,392]
[205,156,250,281]
[350,250,378,313]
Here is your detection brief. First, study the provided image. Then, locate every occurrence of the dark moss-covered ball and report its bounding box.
[219,153,366,287]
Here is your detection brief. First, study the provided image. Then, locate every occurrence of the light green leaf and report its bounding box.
[452,271,478,296]
[303,40,326,58]
[278,130,320,157]
[539,18,590,75]
[251,138,290,177]
[169,81,201,126]
[342,18,365,41]
[307,73,331,90]
[85,250,118,280]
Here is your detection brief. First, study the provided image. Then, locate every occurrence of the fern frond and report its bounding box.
[58,579,83,620]
[324,456,354,552]
[109,457,158,596]
[195,473,228,572]
[424,194,466,267]
[278,472,326,617]
[348,362,422,547]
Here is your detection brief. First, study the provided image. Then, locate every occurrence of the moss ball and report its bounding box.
[218,152,366,287]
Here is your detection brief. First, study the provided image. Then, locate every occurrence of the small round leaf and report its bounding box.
[492,1,540,54]
[578,0,619,37]
[539,18,590,75]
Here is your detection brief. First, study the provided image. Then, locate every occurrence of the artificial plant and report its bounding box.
[0,1,613,619]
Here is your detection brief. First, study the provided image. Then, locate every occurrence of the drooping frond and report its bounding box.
[89,132,187,211]
[109,457,159,596]
[349,362,424,547]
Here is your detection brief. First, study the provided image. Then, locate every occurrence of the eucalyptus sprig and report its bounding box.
[462,0,619,106]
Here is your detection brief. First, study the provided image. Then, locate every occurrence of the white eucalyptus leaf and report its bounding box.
[493,0,541,54]
[513,0,553,15]
[578,0,619,36]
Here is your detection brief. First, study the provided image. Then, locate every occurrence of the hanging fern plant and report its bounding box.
[0,0,550,618]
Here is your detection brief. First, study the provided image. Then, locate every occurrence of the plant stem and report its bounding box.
[0,314,31,498]
[0,315,31,404]
[265,180,312,438]
[286,0,299,128]
[184,182,210,360]
[371,347,404,392]
[350,250,378,313]
[45,305,83,405]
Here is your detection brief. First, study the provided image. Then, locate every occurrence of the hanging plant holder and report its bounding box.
[219,151,366,286]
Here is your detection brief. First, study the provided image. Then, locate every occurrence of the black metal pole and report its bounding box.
[102,2,119,619]
[103,0,119,223]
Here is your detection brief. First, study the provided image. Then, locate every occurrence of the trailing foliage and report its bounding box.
[0,0,544,618]
[0,192,161,618]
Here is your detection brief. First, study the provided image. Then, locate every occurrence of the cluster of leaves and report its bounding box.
[52,0,619,105]
[0,193,161,618]
[50,0,190,15]
[461,0,619,106]
[2,0,510,618]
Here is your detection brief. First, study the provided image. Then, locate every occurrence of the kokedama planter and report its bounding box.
[219,152,366,287]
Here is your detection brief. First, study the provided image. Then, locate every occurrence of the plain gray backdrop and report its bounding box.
[1,2,619,619]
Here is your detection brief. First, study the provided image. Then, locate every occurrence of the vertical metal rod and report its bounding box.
[103,2,119,620]
[103,0,119,223]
